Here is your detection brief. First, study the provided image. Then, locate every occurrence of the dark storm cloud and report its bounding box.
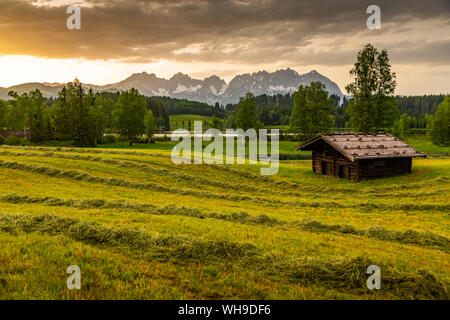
[0,0,449,65]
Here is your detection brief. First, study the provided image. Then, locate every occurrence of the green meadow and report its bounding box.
[0,140,448,299]
[170,114,213,130]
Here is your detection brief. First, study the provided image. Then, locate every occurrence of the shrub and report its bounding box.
[136,136,149,143]
[5,136,26,146]
[102,135,116,144]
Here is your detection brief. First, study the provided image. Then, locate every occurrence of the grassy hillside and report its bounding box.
[0,144,448,299]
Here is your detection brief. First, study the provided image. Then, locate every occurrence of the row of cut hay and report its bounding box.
[0,159,258,203]
[0,212,447,299]
[1,159,448,213]
[0,150,268,194]
[213,162,450,196]
[362,176,450,193]
[1,194,158,212]
[0,213,258,260]
[2,194,449,252]
[356,202,450,212]
[296,220,450,251]
[3,146,447,197]
[265,255,448,299]
[4,149,330,199]
[0,160,357,209]
[3,150,389,200]
[369,189,448,199]
[0,145,171,159]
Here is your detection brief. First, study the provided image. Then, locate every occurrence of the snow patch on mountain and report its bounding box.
[173,84,202,93]
[268,85,297,92]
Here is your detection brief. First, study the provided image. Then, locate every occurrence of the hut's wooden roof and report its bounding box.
[295,133,426,162]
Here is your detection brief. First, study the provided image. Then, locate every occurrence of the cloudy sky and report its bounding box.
[0,0,449,94]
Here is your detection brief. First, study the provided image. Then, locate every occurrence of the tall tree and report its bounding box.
[88,92,107,144]
[70,81,96,147]
[114,88,147,145]
[51,86,74,140]
[28,89,52,141]
[97,96,116,133]
[0,99,8,128]
[429,96,449,146]
[345,43,398,133]
[211,115,223,130]
[7,89,50,142]
[393,113,411,139]
[235,93,257,130]
[289,82,333,138]
[144,110,157,141]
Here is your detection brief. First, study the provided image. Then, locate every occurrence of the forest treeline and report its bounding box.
[225,92,446,128]
[0,83,447,146]
[148,96,225,118]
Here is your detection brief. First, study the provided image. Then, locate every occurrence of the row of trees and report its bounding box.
[0,80,157,146]
[227,87,445,129]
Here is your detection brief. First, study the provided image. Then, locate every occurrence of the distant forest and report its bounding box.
[44,90,446,128]
[147,96,225,118]
[223,93,446,128]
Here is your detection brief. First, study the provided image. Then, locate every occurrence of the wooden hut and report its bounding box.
[295,133,426,181]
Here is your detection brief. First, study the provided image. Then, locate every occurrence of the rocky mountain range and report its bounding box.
[0,69,344,105]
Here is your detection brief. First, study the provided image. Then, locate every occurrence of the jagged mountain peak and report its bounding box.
[169,72,192,81]
[0,69,344,105]
[126,71,156,79]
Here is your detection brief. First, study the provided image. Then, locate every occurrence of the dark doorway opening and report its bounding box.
[321,161,330,175]
[339,165,349,178]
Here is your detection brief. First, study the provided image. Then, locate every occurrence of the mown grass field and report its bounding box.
[0,142,448,300]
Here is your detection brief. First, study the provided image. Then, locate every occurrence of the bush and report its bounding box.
[0,135,5,145]
[136,136,149,143]
[115,135,128,143]
[102,135,116,144]
[430,96,449,146]
[5,136,27,146]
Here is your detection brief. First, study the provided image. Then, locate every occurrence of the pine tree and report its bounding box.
[71,80,96,147]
